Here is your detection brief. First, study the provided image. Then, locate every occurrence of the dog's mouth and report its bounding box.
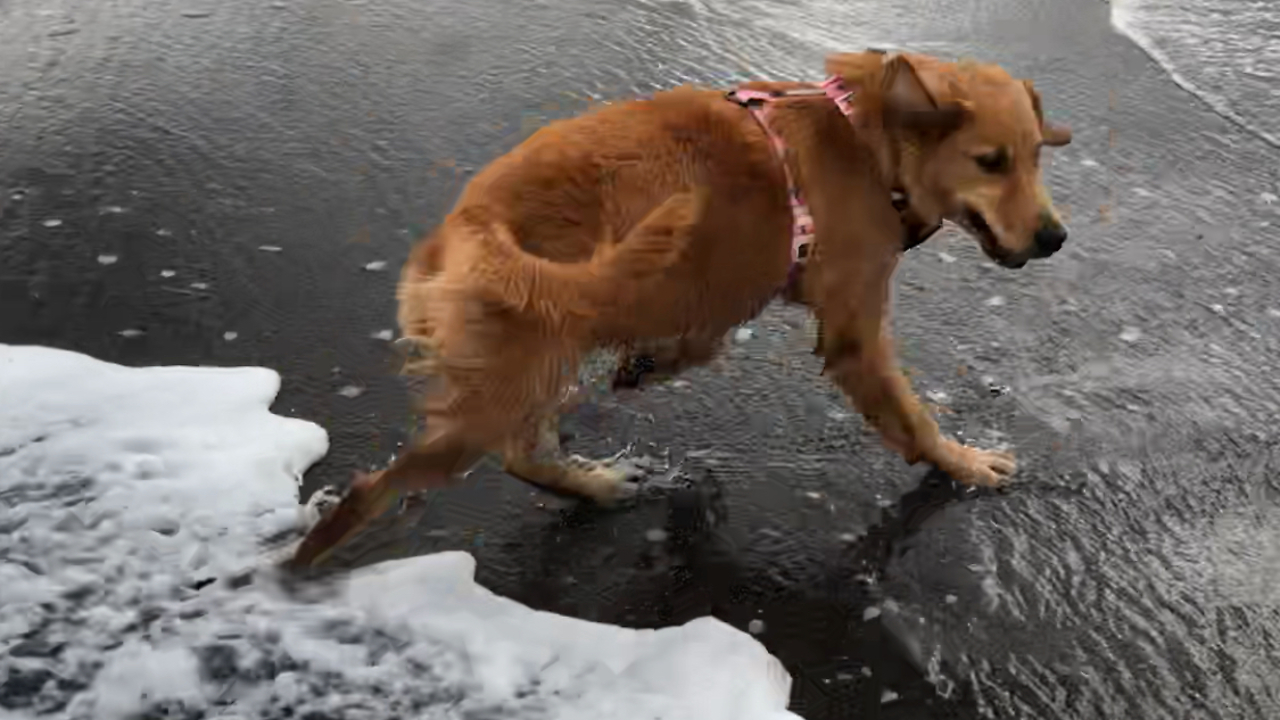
[955,206,1026,269]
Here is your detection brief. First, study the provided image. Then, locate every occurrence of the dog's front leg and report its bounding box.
[816,264,1015,487]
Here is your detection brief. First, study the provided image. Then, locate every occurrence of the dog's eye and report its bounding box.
[974,148,1010,174]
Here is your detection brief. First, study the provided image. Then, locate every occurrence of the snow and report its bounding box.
[0,345,801,720]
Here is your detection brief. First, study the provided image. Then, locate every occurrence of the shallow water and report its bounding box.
[2,0,1280,717]
[1112,0,1280,147]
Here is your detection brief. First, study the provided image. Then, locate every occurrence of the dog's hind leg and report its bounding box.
[501,412,640,504]
[294,336,571,566]
[292,424,488,567]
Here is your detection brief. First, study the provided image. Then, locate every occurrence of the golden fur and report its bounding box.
[293,51,1073,566]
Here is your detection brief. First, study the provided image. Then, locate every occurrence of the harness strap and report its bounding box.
[728,89,815,263]
[726,77,942,271]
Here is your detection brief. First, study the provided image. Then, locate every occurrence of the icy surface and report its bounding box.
[0,345,800,720]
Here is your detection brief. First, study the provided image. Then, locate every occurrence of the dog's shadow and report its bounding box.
[495,460,990,622]
[482,462,1000,717]
[841,467,986,578]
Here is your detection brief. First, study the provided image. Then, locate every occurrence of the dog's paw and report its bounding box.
[566,454,645,506]
[300,484,346,530]
[935,439,1016,487]
[598,472,642,506]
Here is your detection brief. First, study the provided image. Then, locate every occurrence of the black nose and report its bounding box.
[1033,220,1067,257]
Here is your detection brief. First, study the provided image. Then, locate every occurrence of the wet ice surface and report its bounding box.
[1112,0,1280,147]
[4,0,1280,716]
[0,346,799,720]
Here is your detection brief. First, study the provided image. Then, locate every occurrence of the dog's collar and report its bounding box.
[891,191,943,251]
[726,79,940,262]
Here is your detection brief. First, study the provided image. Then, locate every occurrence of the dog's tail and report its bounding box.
[455,188,706,326]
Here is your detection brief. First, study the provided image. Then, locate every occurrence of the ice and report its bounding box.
[257,245,283,253]
[42,218,63,228]
[159,269,177,278]
[0,345,800,720]
[362,260,388,271]
[96,254,119,265]
[1110,0,1280,148]
[92,643,204,720]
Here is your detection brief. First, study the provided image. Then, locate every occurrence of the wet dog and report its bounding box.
[293,50,1072,566]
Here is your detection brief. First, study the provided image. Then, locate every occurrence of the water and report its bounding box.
[3,0,1280,717]
[1112,0,1280,147]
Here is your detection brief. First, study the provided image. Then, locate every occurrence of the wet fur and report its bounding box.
[293,51,1072,566]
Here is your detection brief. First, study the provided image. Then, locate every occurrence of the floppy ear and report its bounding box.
[1022,80,1072,147]
[824,49,891,85]
[878,54,968,135]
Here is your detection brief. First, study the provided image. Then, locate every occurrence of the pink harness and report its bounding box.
[725,76,859,266]
[725,77,937,296]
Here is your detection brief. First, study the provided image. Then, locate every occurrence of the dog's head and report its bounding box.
[827,51,1073,268]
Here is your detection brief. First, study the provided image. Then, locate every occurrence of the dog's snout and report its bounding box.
[1033,215,1067,257]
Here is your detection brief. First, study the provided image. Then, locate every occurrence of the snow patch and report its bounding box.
[0,345,800,720]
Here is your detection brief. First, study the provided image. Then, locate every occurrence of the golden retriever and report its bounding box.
[293,50,1072,566]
